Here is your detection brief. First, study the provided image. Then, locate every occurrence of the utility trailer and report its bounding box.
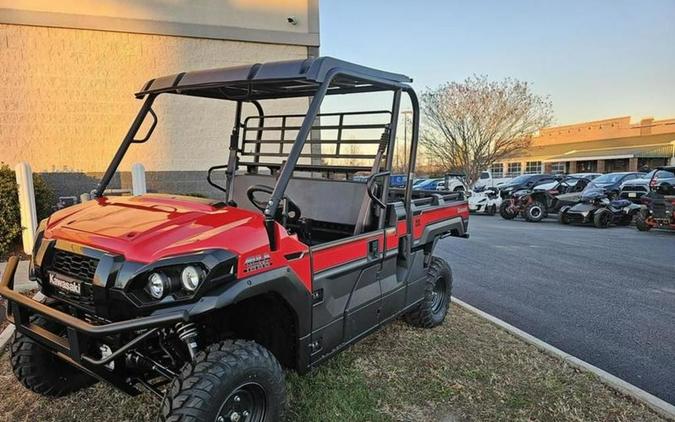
[1,57,468,421]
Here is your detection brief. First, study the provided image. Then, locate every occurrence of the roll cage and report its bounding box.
[95,57,421,249]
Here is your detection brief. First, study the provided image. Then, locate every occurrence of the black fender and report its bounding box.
[414,216,469,249]
[164,267,311,335]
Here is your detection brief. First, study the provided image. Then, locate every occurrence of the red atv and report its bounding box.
[0,57,469,421]
[636,166,675,232]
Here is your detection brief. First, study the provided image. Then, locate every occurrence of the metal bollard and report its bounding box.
[15,162,37,255]
[131,163,147,196]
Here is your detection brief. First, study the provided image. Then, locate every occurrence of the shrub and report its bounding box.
[0,163,55,257]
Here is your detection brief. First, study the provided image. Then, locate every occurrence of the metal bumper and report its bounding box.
[0,256,187,394]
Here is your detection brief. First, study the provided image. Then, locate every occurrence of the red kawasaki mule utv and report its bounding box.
[1,57,469,421]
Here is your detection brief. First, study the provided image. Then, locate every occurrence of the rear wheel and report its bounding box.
[558,206,571,225]
[487,204,497,216]
[404,257,452,328]
[593,209,612,228]
[636,211,652,231]
[524,201,545,222]
[10,316,96,397]
[160,339,285,422]
[499,201,517,220]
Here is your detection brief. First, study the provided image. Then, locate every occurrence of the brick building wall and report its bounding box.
[0,24,308,174]
[0,1,319,199]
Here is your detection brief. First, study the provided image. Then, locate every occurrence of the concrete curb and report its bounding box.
[0,292,44,354]
[452,297,675,421]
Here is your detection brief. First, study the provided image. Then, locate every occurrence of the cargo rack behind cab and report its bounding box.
[237,110,392,177]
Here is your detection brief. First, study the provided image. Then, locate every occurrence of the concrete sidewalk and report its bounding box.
[0,260,37,292]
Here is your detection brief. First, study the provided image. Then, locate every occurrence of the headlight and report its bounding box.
[146,272,169,299]
[181,265,204,292]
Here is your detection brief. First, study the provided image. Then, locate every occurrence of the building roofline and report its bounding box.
[0,7,320,47]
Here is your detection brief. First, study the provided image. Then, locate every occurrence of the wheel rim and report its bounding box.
[430,276,446,314]
[530,206,542,218]
[216,382,266,422]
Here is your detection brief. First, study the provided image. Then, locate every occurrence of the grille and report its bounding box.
[52,249,99,282]
[566,214,586,224]
[621,185,647,193]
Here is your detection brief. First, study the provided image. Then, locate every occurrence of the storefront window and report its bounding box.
[550,162,566,174]
[507,162,521,177]
[491,163,504,178]
[576,160,597,172]
[525,161,542,174]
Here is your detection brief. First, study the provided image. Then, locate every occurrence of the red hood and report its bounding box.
[44,194,270,263]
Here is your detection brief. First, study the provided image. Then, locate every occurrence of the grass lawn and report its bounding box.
[0,305,666,422]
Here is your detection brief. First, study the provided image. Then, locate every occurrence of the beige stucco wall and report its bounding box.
[0,24,309,172]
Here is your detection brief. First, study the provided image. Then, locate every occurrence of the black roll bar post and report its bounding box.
[263,70,412,250]
[224,100,243,203]
[251,100,265,164]
[378,89,402,229]
[262,71,337,250]
[94,94,157,198]
[402,87,421,239]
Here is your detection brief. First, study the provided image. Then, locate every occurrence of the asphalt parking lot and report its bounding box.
[437,215,675,405]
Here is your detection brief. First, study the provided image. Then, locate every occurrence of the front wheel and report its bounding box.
[499,201,517,220]
[160,340,286,422]
[524,201,545,222]
[10,316,97,397]
[593,209,612,228]
[558,206,571,225]
[404,257,452,328]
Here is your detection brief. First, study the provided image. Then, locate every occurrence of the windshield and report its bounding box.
[656,169,675,179]
[417,179,440,188]
[508,175,535,185]
[592,173,625,184]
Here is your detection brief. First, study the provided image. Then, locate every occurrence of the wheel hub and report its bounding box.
[216,383,266,422]
[430,276,446,313]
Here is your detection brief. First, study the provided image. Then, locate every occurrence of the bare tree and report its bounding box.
[421,75,553,185]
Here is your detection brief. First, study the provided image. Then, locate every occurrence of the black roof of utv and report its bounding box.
[136,56,412,100]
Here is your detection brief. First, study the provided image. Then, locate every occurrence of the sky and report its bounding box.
[319,0,675,126]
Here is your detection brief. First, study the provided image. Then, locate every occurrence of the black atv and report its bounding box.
[499,176,590,222]
[558,189,642,228]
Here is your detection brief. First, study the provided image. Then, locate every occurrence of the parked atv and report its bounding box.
[499,176,590,222]
[468,186,501,215]
[558,189,642,228]
[0,58,469,422]
[635,166,675,232]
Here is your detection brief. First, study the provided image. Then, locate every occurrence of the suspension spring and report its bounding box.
[176,322,199,359]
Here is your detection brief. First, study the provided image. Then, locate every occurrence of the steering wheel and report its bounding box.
[246,185,302,224]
